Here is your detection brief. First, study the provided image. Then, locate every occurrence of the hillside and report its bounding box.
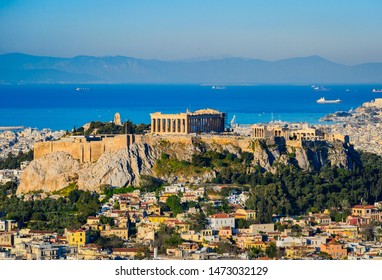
[17,138,359,194]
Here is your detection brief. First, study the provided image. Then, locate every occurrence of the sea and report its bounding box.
[0,84,381,131]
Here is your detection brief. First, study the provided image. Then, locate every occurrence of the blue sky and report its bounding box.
[1,0,381,64]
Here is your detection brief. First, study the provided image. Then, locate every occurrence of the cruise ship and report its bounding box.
[372,89,382,93]
[316,97,341,104]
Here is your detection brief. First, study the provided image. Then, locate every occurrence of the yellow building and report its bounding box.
[326,225,358,239]
[66,229,88,247]
[247,241,267,250]
[235,234,262,249]
[147,215,170,224]
[235,209,257,220]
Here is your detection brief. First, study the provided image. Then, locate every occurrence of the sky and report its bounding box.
[1,0,382,64]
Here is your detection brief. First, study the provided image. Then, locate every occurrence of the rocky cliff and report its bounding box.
[17,139,359,194]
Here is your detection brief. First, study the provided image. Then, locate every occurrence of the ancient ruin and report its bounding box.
[150,108,225,134]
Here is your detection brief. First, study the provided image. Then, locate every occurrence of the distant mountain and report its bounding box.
[1,53,381,84]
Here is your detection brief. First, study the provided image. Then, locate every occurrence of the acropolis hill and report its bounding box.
[34,109,347,164]
[19,109,355,194]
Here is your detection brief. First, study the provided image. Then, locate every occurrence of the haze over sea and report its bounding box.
[0,84,381,131]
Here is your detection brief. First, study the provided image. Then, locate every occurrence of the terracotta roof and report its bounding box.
[67,229,86,233]
[352,205,376,209]
[220,226,232,230]
[81,243,101,250]
[210,213,230,219]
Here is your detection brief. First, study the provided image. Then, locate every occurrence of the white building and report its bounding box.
[207,214,235,230]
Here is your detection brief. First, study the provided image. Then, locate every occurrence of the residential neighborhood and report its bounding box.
[1,183,382,260]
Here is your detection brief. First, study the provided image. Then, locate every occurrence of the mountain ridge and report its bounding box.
[1,53,382,84]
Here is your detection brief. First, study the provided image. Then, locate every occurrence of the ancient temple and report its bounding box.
[150,109,225,134]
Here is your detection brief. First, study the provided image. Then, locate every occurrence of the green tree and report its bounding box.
[140,175,163,193]
[166,195,184,216]
[187,212,207,231]
[265,242,277,258]
[248,247,264,259]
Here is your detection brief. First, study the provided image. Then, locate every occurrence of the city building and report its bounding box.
[320,239,348,259]
[207,213,235,230]
[65,229,88,247]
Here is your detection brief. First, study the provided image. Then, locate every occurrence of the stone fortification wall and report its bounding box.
[143,134,252,152]
[34,135,132,163]
[197,135,252,152]
[34,134,256,163]
[34,133,327,164]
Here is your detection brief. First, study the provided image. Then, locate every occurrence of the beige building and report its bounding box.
[101,227,129,240]
[0,232,14,246]
[150,109,225,134]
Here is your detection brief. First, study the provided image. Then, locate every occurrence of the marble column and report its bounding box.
[151,118,154,133]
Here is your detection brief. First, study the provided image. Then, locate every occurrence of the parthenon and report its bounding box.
[150,109,225,134]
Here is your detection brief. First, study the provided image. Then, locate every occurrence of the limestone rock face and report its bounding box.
[17,152,81,194]
[250,139,358,172]
[17,138,359,194]
[77,143,159,190]
[17,143,160,194]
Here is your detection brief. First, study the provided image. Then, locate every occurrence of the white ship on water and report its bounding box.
[372,89,382,93]
[312,85,330,91]
[75,87,90,92]
[316,97,341,104]
[211,86,226,90]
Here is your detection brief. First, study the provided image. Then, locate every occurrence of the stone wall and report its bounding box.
[34,135,131,163]
[34,133,330,164]
[34,134,256,163]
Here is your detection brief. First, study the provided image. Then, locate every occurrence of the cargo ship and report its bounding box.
[316,97,341,104]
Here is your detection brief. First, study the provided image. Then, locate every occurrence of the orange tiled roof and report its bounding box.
[210,213,230,219]
[67,229,86,233]
[352,205,376,209]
